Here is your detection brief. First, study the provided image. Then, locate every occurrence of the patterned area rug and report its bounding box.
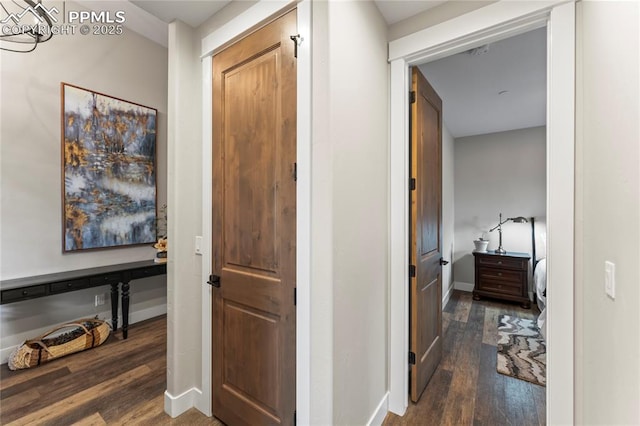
[497,315,546,386]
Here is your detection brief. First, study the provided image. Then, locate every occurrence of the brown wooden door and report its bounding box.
[211,9,297,426]
[409,67,443,402]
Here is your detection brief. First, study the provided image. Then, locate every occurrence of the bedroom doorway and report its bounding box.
[399,27,548,422]
[387,2,575,423]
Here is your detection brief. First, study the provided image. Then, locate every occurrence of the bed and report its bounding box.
[531,217,547,340]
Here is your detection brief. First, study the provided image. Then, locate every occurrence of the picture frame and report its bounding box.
[61,83,158,252]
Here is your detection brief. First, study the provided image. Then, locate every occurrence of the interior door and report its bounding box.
[409,67,443,402]
[211,9,297,425]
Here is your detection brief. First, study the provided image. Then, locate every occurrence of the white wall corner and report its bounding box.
[164,387,202,418]
[454,281,474,292]
[367,392,390,426]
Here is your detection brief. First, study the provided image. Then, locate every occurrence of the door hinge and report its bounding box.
[294,288,297,306]
[409,351,416,365]
[293,162,297,182]
[409,91,416,104]
[290,34,301,58]
[409,264,416,278]
[409,178,416,191]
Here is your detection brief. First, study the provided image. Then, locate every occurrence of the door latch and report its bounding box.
[207,274,221,288]
[439,258,449,266]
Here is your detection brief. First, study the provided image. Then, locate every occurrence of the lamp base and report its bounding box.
[494,247,506,254]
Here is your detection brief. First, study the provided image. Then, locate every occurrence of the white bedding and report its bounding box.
[534,258,547,309]
[534,258,547,340]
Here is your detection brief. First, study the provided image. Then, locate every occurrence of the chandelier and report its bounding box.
[0,0,55,53]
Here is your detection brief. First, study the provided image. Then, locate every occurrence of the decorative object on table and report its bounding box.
[8,317,110,370]
[473,238,489,252]
[62,83,158,252]
[497,314,546,386]
[153,204,167,263]
[489,213,528,254]
[153,238,168,263]
[0,0,55,53]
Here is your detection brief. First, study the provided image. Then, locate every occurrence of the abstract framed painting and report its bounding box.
[61,83,157,252]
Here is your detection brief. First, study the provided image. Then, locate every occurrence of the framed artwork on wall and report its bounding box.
[61,83,157,252]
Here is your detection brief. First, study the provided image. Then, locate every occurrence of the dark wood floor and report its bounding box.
[384,290,546,426]
[0,315,221,426]
[1,291,544,425]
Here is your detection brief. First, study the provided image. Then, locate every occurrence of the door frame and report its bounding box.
[388,1,575,424]
[199,0,311,423]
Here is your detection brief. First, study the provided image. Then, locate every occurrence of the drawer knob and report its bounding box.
[498,272,502,276]
[497,261,502,265]
[67,283,73,287]
[22,290,28,295]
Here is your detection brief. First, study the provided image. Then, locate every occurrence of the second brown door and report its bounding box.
[410,67,444,402]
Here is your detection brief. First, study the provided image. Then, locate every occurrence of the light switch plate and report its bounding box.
[195,236,203,255]
[605,260,615,299]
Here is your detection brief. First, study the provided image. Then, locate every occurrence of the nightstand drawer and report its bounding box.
[478,267,524,284]
[477,256,526,270]
[477,279,523,296]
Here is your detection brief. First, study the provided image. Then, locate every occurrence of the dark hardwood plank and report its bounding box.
[0,315,223,425]
[384,290,546,426]
[440,301,484,425]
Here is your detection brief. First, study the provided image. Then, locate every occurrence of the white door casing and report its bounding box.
[388,1,575,424]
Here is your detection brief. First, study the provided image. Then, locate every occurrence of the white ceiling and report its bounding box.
[125,1,546,139]
[130,0,231,28]
[419,27,547,138]
[373,0,447,25]
[129,0,445,28]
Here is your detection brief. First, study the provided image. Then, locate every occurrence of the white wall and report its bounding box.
[453,127,546,289]
[442,125,455,302]
[0,2,168,363]
[165,20,203,412]
[575,1,640,424]
[324,2,390,424]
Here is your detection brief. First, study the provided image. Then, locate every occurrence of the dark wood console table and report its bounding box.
[0,260,166,339]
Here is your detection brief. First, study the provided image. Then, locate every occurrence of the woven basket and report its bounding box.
[8,318,111,370]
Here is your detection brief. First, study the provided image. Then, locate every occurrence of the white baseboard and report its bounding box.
[127,303,167,325]
[454,281,474,292]
[0,304,167,365]
[442,284,454,308]
[164,387,202,418]
[367,391,389,426]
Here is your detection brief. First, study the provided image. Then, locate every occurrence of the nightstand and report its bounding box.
[472,251,531,309]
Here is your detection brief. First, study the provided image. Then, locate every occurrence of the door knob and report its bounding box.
[439,258,449,266]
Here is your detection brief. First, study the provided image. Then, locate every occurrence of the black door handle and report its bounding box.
[207,274,221,288]
[440,258,449,266]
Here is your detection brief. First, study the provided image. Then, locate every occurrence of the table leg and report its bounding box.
[122,281,130,339]
[110,282,119,331]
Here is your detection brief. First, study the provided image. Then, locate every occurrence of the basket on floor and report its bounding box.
[8,318,111,370]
